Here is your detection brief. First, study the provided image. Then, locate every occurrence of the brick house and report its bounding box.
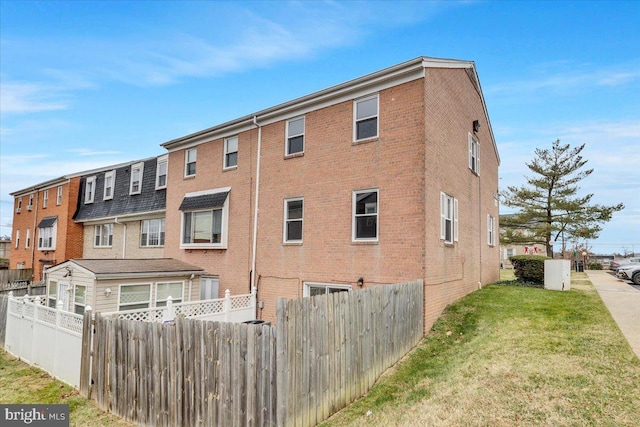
[73,156,167,260]
[161,56,501,329]
[9,176,84,281]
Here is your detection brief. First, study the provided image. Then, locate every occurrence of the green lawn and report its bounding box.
[321,276,640,426]
[0,349,134,427]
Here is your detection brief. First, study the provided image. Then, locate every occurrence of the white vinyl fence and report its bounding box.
[4,293,84,387]
[102,288,257,323]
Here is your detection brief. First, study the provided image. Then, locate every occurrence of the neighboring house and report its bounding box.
[161,56,501,329]
[0,237,11,263]
[500,243,547,268]
[9,176,84,281]
[73,156,168,259]
[44,258,203,314]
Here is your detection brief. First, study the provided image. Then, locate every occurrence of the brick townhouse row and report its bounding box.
[10,56,500,328]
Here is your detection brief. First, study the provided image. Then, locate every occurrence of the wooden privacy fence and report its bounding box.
[80,280,424,427]
[0,295,7,345]
[0,268,33,286]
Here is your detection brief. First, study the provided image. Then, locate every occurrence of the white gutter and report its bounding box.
[250,116,262,292]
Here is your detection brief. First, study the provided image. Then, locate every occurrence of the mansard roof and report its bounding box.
[73,156,166,222]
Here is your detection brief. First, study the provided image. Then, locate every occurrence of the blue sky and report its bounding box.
[1,1,638,255]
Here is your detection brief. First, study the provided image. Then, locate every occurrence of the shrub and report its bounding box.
[588,262,603,270]
[509,255,550,284]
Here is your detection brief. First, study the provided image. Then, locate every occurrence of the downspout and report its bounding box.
[115,217,126,259]
[32,191,39,281]
[250,116,262,294]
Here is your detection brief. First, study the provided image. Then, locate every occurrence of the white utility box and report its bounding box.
[544,259,571,291]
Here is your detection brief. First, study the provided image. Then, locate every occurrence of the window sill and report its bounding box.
[223,166,238,172]
[182,245,227,251]
[352,137,379,146]
[351,240,379,245]
[284,152,304,160]
[184,175,196,180]
[283,241,303,246]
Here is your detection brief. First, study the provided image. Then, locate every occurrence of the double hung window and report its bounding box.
[487,215,495,246]
[156,155,168,189]
[353,189,379,241]
[224,136,238,169]
[94,224,113,247]
[43,190,49,208]
[74,285,86,315]
[85,176,96,204]
[185,148,197,177]
[354,94,379,141]
[130,163,143,194]
[141,218,165,247]
[57,186,63,205]
[440,192,458,244]
[286,117,305,155]
[284,198,303,243]
[104,170,115,200]
[469,134,480,174]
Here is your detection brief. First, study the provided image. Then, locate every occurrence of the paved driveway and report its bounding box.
[587,270,640,359]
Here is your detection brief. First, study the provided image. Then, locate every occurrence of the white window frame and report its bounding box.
[468,133,480,175]
[304,282,351,297]
[141,218,165,247]
[27,193,33,211]
[104,170,116,200]
[283,197,304,243]
[25,229,30,249]
[85,176,96,204]
[155,281,184,307]
[353,94,379,141]
[487,214,495,246]
[130,162,144,195]
[15,230,20,248]
[56,186,63,205]
[180,188,230,250]
[224,136,238,169]
[156,155,168,189]
[43,189,49,208]
[118,283,152,311]
[200,276,219,300]
[185,148,197,177]
[352,188,379,242]
[38,224,56,250]
[48,280,58,308]
[440,192,458,244]
[74,285,87,315]
[285,116,305,156]
[94,224,113,247]
[17,197,22,213]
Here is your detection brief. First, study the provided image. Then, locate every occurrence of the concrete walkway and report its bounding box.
[586,270,640,359]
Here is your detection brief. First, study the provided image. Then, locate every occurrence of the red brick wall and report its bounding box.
[9,178,84,281]
[164,69,500,328]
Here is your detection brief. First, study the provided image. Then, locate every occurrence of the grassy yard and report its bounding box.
[0,349,134,427]
[321,275,640,426]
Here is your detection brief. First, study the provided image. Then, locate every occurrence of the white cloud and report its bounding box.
[0,81,71,113]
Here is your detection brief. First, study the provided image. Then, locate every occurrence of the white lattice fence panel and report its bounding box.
[231,294,252,310]
[174,299,225,317]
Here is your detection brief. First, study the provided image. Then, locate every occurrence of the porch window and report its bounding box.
[74,285,86,315]
[156,282,184,306]
[118,284,151,311]
[48,281,57,308]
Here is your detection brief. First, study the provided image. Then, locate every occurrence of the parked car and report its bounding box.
[609,257,640,271]
[616,264,640,285]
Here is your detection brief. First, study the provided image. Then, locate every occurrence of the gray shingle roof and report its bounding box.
[73,157,166,221]
[179,191,229,211]
[71,258,204,275]
[38,216,58,228]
